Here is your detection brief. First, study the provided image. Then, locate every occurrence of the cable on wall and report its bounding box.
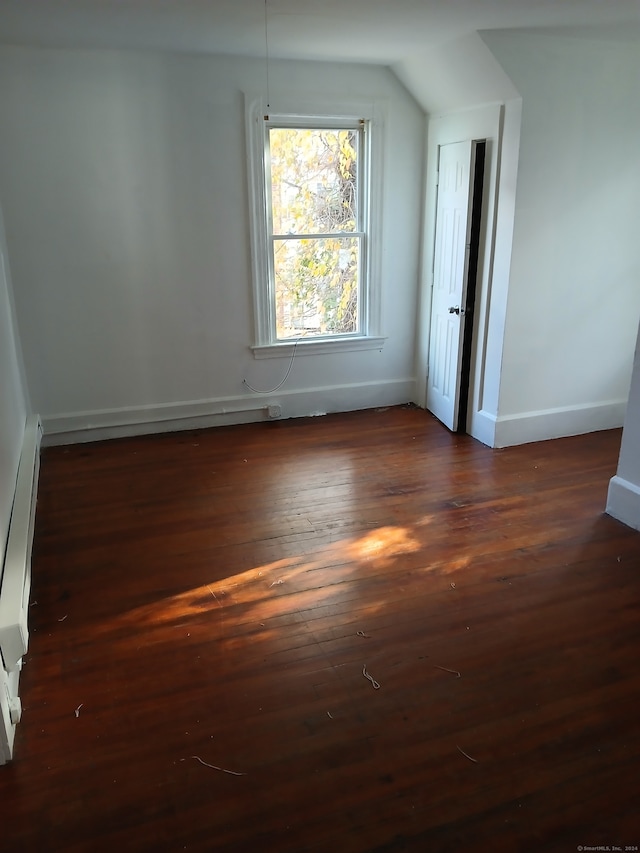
[243,338,302,394]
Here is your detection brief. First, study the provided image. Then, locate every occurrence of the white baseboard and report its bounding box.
[492,399,626,449]
[467,409,497,448]
[41,379,415,445]
[0,415,41,672]
[0,414,41,763]
[272,379,415,420]
[43,400,269,446]
[0,664,21,764]
[606,475,640,532]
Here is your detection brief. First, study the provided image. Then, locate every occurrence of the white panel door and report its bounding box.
[427,140,475,431]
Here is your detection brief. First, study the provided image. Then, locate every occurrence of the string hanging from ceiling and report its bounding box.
[264,0,271,113]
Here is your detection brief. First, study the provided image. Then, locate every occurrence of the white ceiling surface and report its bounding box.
[0,0,638,61]
[0,0,638,111]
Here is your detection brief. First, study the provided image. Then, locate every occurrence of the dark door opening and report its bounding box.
[457,140,486,433]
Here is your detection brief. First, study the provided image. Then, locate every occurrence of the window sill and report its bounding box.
[251,336,387,360]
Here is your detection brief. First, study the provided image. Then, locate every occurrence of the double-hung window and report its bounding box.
[246,98,385,356]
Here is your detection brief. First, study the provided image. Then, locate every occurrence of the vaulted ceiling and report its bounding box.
[0,1,638,112]
[0,0,637,63]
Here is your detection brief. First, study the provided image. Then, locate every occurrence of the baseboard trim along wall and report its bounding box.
[492,399,627,449]
[467,409,497,448]
[606,475,640,532]
[0,414,41,763]
[41,379,415,445]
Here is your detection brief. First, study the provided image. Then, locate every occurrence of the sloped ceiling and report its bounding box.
[0,0,638,111]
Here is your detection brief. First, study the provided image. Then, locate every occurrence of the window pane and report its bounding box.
[269,128,358,235]
[273,236,360,339]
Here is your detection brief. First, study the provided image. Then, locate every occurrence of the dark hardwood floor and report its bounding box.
[2,406,639,852]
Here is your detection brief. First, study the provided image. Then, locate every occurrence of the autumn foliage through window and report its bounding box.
[268,125,364,340]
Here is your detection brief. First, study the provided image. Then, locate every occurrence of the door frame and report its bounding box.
[414,102,522,447]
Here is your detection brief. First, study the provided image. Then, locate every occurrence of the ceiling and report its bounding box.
[0,0,637,65]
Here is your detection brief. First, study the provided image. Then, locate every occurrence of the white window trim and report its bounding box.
[244,92,386,357]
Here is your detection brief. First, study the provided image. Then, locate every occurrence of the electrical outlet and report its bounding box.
[267,404,282,419]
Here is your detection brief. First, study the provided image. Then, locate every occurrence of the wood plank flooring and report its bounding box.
[1,406,639,851]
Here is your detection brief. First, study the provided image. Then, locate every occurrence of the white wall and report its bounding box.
[0,47,424,442]
[393,31,518,115]
[607,320,640,530]
[0,202,28,570]
[482,30,640,447]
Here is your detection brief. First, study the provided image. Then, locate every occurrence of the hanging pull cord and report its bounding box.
[264,0,271,110]
[243,338,302,394]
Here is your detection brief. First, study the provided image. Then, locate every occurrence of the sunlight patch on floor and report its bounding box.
[348,525,421,561]
[88,522,452,648]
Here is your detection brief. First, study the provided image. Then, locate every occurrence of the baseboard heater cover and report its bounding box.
[0,415,41,762]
